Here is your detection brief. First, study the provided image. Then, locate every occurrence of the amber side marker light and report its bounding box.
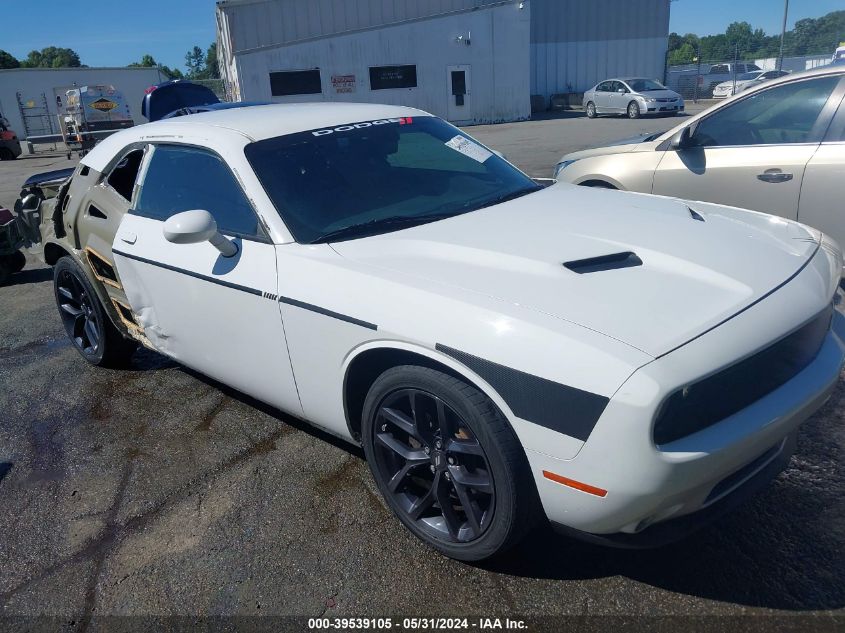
[542,470,608,497]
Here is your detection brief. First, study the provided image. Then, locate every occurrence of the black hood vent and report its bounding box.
[564,251,642,274]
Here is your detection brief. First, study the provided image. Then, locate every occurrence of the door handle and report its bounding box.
[757,169,793,183]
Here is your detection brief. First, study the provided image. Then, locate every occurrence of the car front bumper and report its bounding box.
[527,243,845,542]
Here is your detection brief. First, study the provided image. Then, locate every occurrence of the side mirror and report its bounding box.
[163,209,238,257]
[616,88,626,94]
[668,126,692,151]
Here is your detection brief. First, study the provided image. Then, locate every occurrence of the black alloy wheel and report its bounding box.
[372,387,495,543]
[52,256,137,367]
[362,365,539,561]
[56,266,103,358]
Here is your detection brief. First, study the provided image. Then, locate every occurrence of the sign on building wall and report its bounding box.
[332,74,356,94]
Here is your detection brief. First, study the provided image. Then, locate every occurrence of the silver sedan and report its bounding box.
[583,78,684,119]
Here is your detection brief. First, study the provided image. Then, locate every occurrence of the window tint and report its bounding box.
[107,149,144,201]
[627,78,665,92]
[135,145,261,237]
[710,64,729,74]
[270,70,322,96]
[245,117,538,244]
[369,65,417,90]
[596,82,610,92]
[690,76,839,147]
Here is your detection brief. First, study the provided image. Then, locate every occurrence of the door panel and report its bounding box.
[447,65,472,123]
[653,74,843,220]
[652,145,815,220]
[112,143,302,416]
[798,143,845,249]
[593,83,611,111]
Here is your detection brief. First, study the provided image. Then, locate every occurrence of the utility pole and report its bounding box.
[778,0,789,71]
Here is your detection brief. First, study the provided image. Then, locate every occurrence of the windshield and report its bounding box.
[245,116,539,243]
[737,71,763,81]
[626,78,665,92]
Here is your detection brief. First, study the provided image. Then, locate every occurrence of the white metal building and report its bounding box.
[0,67,166,141]
[216,0,670,124]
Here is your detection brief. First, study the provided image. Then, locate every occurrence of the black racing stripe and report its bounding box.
[436,344,609,442]
[278,296,378,331]
[112,249,264,296]
[112,249,378,330]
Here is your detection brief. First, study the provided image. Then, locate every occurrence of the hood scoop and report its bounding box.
[563,251,643,274]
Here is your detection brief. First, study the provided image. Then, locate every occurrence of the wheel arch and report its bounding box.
[43,240,74,266]
[342,341,518,444]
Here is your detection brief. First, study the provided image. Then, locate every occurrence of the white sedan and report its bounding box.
[31,102,845,560]
[712,69,790,98]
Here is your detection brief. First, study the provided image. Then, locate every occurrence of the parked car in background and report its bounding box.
[583,78,684,119]
[712,69,790,98]
[555,65,845,256]
[0,114,21,160]
[19,100,845,561]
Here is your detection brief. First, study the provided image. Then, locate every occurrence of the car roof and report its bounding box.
[81,102,428,172]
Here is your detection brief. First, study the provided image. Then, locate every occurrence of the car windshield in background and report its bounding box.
[627,78,666,92]
[245,116,540,243]
[737,71,763,81]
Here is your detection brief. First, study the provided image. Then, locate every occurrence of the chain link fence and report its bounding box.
[666,53,832,100]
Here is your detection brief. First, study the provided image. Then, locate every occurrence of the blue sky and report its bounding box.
[1,0,842,72]
[669,0,843,37]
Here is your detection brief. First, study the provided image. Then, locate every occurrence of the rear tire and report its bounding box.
[362,365,540,561]
[0,148,15,161]
[53,256,137,367]
[585,102,597,118]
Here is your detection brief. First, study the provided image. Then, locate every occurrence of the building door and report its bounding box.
[447,65,472,123]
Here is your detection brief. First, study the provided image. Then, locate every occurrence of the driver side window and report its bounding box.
[134,144,264,239]
[690,76,840,148]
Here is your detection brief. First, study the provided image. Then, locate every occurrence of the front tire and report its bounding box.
[53,256,137,367]
[627,101,641,119]
[362,365,539,561]
[585,102,597,118]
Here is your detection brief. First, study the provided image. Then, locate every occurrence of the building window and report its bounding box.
[269,69,322,96]
[369,65,417,90]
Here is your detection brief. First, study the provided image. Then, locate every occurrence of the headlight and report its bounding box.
[554,159,577,179]
[644,97,656,102]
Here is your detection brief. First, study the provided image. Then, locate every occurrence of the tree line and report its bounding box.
[669,9,844,65]
[0,43,220,81]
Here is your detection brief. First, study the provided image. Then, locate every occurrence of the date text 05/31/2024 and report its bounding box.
[308,617,528,630]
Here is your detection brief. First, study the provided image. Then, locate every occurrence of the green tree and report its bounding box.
[21,47,81,68]
[185,46,205,78]
[128,54,184,80]
[0,50,19,69]
[205,42,220,79]
[668,42,696,65]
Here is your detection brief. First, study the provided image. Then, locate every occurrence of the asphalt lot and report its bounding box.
[1,106,844,626]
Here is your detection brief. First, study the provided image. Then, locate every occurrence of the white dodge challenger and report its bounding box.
[28,102,845,561]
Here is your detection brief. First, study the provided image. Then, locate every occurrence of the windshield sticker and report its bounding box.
[445,135,492,163]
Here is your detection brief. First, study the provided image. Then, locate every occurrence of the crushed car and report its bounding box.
[15,91,845,561]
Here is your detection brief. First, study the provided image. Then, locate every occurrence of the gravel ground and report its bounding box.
[1,109,843,629]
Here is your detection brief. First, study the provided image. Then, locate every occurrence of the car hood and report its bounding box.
[560,142,646,161]
[332,185,819,357]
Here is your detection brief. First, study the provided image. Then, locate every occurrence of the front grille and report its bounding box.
[653,304,833,445]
